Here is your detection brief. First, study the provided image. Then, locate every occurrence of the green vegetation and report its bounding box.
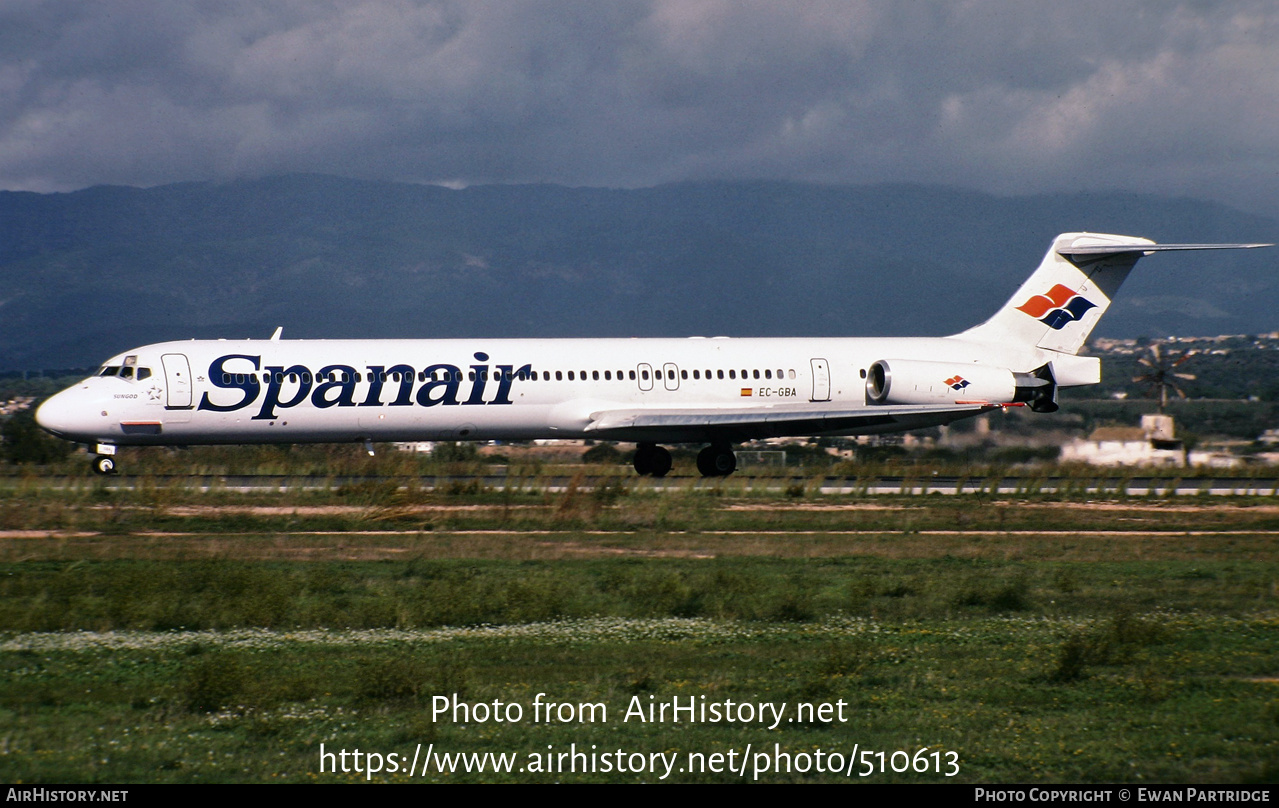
[0,410,72,465]
[1,470,1277,783]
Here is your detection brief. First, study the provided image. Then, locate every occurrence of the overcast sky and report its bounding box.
[2,1,1277,215]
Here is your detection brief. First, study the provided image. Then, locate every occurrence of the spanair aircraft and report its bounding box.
[35,232,1269,477]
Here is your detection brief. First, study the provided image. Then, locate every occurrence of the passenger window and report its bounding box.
[568,371,575,381]
[642,370,649,380]
[629,370,636,380]
[604,370,612,380]
[789,369,796,379]
[693,370,700,380]
[729,370,736,379]
[681,370,688,380]
[717,370,724,379]
[593,370,599,381]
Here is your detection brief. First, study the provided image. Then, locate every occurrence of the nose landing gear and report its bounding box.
[91,443,118,475]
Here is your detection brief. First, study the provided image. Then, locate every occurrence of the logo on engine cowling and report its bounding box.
[1016,284,1096,330]
[945,375,970,391]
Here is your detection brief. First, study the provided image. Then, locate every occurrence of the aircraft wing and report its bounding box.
[584,402,999,443]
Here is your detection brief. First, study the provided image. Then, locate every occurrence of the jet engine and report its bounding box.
[865,359,1059,410]
[864,359,1017,406]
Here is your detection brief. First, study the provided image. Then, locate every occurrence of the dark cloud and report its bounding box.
[1,1,1276,213]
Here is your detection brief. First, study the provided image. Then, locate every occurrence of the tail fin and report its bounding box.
[959,232,1270,355]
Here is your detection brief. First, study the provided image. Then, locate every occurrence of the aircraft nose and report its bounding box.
[35,387,92,439]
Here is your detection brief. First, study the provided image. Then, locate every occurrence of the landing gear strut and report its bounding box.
[696,444,737,477]
[632,443,672,477]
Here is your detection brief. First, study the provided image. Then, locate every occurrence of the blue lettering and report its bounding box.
[489,363,531,405]
[254,365,312,420]
[198,355,260,412]
[200,353,529,416]
[385,364,416,407]
[359,366,386,407]
[416,364,462,406]
[312,365,358,408]
[465,352,489,406]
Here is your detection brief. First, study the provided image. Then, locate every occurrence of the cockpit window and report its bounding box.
[97,363,152,381]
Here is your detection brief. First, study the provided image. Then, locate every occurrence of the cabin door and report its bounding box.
[162,354,193,409]
[810,358,831,402]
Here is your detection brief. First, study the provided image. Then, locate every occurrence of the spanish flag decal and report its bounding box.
[740,388,753,396]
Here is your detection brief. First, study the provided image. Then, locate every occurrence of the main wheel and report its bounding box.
[696,445,737,477]
[633,443,672,478]
[648,446,672,478]
[92,455,117,475]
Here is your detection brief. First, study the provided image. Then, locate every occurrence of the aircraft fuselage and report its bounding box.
[36,335,1039,448]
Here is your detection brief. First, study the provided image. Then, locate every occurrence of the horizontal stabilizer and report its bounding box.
[1060,242,1271,258]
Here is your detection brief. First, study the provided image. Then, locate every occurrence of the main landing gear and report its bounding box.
[696,444,737,477]
[632,442,739,478]
[632,442,672,478]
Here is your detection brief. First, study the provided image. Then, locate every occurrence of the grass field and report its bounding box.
[1,469,1277,783]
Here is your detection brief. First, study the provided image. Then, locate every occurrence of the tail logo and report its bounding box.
[945,375,970,391]
[1016,284,1096,330]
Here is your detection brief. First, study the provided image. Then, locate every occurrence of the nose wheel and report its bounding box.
[92,455,117,475]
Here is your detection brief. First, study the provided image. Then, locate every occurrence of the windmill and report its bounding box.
[1133,344,1195,413]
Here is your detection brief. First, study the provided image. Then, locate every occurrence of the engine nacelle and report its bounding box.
[865,359,1017,405]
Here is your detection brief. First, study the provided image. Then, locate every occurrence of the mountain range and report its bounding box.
[1,175,1275,371]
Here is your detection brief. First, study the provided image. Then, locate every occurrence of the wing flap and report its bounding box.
[585,402,997,442]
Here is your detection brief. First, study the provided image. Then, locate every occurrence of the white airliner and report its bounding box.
[35,232,1268,477]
